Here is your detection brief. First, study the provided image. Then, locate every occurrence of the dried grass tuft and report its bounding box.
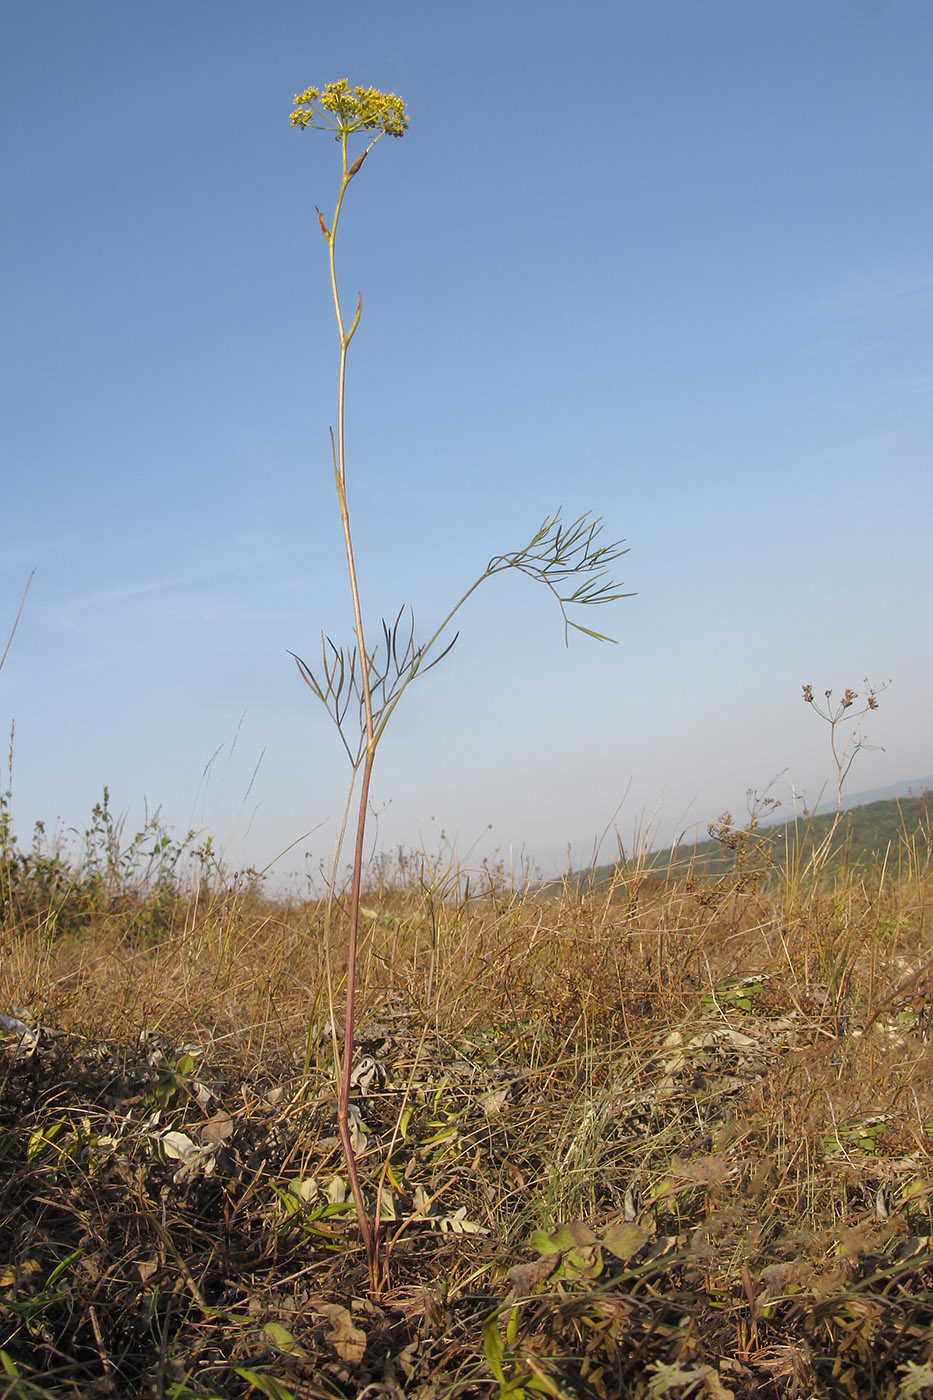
[1,831,933,1397]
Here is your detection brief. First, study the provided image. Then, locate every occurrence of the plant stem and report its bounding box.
[336,753,377,1275]
[326,129,380,1279]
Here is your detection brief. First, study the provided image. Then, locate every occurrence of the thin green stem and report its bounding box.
[372,571,490,745]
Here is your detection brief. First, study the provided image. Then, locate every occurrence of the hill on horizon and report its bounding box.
[573,787,932,890]
[759,773,933,823]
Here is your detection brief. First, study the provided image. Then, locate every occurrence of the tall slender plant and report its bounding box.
[800,679,886,874]
[290,81,632,1282]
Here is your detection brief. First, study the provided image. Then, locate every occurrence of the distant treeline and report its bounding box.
[577,792,932,889]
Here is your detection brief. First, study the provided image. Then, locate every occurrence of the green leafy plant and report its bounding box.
[234,1372,297,1400]
[0,1349,63,1400]
[290,79,631,1284]
[0,780,228,943]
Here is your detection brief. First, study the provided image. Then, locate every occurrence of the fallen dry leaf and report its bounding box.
[507,1255,555,1297]
[315,1302,367,1364]
[200,1110,234,1145]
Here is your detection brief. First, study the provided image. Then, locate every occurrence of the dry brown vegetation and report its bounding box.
[2,822,933,1399]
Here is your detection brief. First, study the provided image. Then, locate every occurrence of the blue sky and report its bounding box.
[2,1,931,889]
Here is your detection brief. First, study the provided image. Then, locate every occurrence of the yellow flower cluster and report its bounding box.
[290,80,408,139]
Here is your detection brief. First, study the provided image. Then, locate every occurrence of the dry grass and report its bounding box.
[2,830,933,1398]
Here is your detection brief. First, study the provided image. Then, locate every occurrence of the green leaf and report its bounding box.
[261,1322,297,1352]
[44,1249,82,1289]
[568,620,616,643]
[529,1228,561,1255]
[271,1185,300,1216]
[531,1221,597,1255]
[563,1243,603,1280]
[235,1370,297,1400]
[482,1312,507,1386]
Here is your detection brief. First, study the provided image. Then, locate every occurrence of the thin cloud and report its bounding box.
[800,259,933,363]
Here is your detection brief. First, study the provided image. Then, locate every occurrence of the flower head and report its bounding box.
[291,80,408,139]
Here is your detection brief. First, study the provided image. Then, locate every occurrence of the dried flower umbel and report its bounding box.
[800,678,888,873]
[291,82,631,1285]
